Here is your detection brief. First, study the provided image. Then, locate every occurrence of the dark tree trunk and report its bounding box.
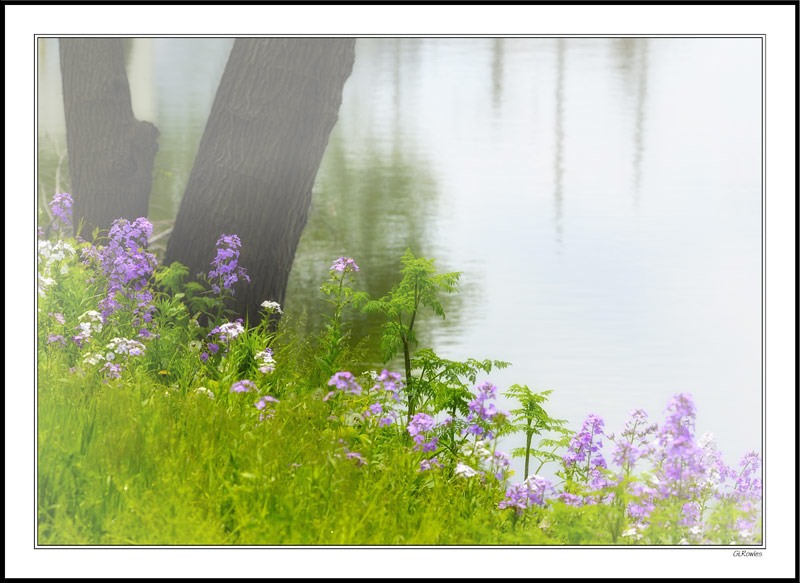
[165,38,356,324]
[59,38,159,236]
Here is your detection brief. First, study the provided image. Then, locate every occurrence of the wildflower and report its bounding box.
[49,312,65,325]
[72,310,104,346]
[231,379,257,393]
[255,395,280,409]
[194,387,215,400]
[327,371,362,395]
[49,192,73,228]
[563,413,606,471]
[260,300,282,314]
[216,320,245,342]
[88,217,158,329]
[208,234,250,296]
[498,475,552,514]
[256,347,276,373]
[346,451,367,466]
[370,369,404,401]
[330,257,359,273]
[454,462,480,478]
[322,391,335,402]
[46,334,66,347]
[188,340,202,352]
[418,458,443,472]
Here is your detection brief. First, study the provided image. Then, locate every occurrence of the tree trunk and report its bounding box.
[165,38,356,324]
[59,38,159,236]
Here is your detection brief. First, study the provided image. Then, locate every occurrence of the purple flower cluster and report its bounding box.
[50,192,73,229]
[327,371,362,396]
[91,218,158,330]
[418,458,444,472]
[499,475,553,515]
[201,319,245,362]
[231,379,257,393]
[609,409,659,474]
[370,369,404,402]
[208,234,250,296]
[254,394,280,422]
[46,334,66,347]
[330,257,359,273]
[345,451,367,467]
[408,413,438,452]
[563,414,606,470]
[462,382,507,440]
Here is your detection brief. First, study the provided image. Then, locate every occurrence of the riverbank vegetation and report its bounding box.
[37,194,762,545]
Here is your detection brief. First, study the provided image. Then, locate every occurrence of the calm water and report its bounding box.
[38,38,762,481]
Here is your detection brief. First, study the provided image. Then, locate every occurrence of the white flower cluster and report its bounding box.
[37,240,76,296]
[255,348,276,374]
[454,462,481,478]
[260,300,282,314]
[74,310,104,344]
[194,387,215,400]
[82,336,146,371]
[106,337,146,358]
[217,321,245,341]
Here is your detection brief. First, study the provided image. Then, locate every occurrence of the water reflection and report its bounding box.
[491,38,504,112]
[612,38,649,201]
[553,39,565,249]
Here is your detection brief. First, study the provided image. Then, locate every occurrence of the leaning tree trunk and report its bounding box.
[165,38,356,324]
[59,38,159,236]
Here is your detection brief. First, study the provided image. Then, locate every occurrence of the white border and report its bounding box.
[6,4,796,579]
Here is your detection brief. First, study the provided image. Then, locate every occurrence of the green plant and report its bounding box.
[504,385,570,480]
[362,249,460,424]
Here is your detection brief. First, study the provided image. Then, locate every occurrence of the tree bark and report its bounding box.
[165,38,356,324]
[59,38,159,236]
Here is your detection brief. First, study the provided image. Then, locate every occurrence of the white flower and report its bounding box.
[698,432,717,451]
[188,340,202,352]
[689,525,703,537]
[218,321,245,340]
[194,387,215,400]
[83,352,104,365]
[621,527,643,540]
[260,300,282,314]
[105,352,115,361]
[454,462,480,478]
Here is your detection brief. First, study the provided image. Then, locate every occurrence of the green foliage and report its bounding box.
[362,249,460,422]
[36,234,761,546]
[504,385,570,479]
[363,249,460,363]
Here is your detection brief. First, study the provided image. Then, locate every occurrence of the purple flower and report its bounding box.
[255,395,280,410]
[50,192,73,228]
[345,451,367,466]
[46,334,66,347]
[231,379,257,393]
[330,257,359,273]
[208,234,250,296]
[49,312,66,325]
[499,476,553,515]
[328,371,362,395]
[563,413,606,473]
[371,369,404,401]
[418,458,443,472]
[408,413,435,436]
[87,217,158,328]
